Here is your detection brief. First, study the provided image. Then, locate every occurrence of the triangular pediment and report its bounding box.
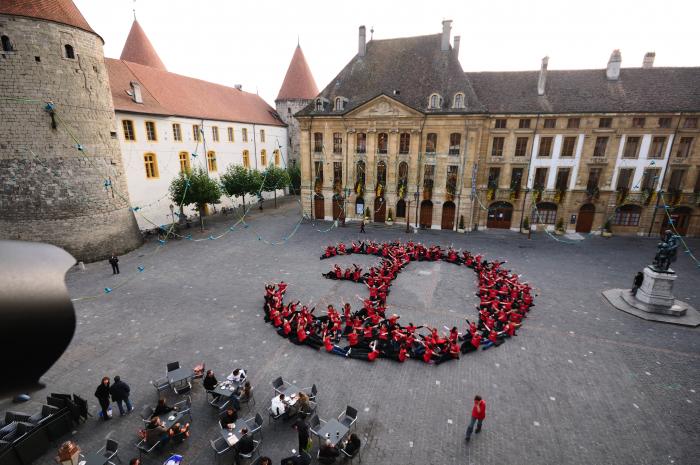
[345,94,424,119]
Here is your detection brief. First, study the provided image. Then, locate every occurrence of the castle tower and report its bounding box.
[275,44,318,166]
[120,18,166,70]
[0,0,142,261]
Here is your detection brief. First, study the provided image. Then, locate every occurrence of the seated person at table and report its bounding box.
[219,407,238,428]
[295,392,311,417]
[236,428,255,455]
[341,433,362,456]
[238,382,252,402]
[152,398,176,417]
[318,440,340,462]
[270,393,288,416]
[144,417,169,447]
[169,422,190,443]
[228,368,247,383]
[203,370,218,392]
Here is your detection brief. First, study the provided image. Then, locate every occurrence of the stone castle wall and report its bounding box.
[276,98,312,166]
[0,15,142,261]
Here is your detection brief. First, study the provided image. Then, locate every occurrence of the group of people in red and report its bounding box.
[263,240,534,364]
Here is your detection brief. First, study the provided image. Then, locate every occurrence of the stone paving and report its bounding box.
[3,199,699,465]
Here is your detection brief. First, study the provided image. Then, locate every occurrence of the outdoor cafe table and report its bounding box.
[278,383,301,398]
[79,452,108,465]
[315,418,349,448]
[158,410,186,429]
[212,382,239,399]
[219,421,248,447]
[167,367,194,385]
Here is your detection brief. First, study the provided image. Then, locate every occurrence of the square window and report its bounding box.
[598,117,612,128]
[543,118,556,129]
[567,118,580,129]
[658,117,672,128]
[494,119,507,129]
[632,117,646,128]
[518,119,531,129]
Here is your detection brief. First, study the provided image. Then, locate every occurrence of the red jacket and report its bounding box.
[471,400,486,420]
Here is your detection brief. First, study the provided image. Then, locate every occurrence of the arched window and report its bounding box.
[315,99,323,111]
[426,133,438,154]
[274,150,281,166]
[207,151,217,172]
[335,97,345,111]
[397,161,408,198]
[453,93,465,109]
[355,161,366,195]
[376,161,387,196]
[399,133,411,154]
[260,149,267,167]
[536,202,557,224]
[242,150,250,168]
[613,205,642,226]
[64,44,75,59]
[1,35,13,52]
[377,133,388,154]
[143,153,159,179]
[428,93,442,109]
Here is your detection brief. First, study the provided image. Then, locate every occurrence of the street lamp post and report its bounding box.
[413,192,420,229]
[343,187,350,227]
[405,197,410,233]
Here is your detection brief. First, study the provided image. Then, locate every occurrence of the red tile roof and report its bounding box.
[106,58,285,127]
[276,45,319,101]
[120,20,166,71]
[0,0,98,38]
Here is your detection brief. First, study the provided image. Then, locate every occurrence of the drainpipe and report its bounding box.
[648,112,682,236]
[520,114,540,233]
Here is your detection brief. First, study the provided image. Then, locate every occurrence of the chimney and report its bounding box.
[453,36,461,56]
[537,56,548,96]
[234,84,242,91]
[606,49,621,80]
[642,52,655,69]
[129,81,142,103]
[358,25,366,57]
[441,20,452,51]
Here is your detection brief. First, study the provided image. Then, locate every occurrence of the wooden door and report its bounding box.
[661,208,691,236]
[374,197,386,223]
[314,194,324,219]
[576,204,595,233]
[419,200,433,228]
[332,196,345,221]
[441,201,456,230]
[486,202,513,229]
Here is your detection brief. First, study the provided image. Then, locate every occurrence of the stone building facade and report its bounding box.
[0,1,142,261]
[297,21,700,237]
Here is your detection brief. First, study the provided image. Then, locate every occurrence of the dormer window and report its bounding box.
[428,93,442,109]
[315,99,323,111]
[314,97,330,112]
[334,97,347,111]
[453,93,465,109]
[64,44,75,59]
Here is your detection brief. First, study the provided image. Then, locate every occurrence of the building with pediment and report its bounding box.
[296,21,700,237]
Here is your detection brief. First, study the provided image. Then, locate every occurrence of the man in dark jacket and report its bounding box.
[110,375,133,416]
[94,377,111,420]
[108,252,120,274]
[293,419,310,454]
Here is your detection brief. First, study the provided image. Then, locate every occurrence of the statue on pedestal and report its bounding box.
[651,230,679,272]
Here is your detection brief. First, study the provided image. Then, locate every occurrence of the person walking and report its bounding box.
[360,218,366,234]
[110,375,134,416]
[108,252,120,274]
[632,271,644,296]
[465,395,486,442]
[94,377,112,420]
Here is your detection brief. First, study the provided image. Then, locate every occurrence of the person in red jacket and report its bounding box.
[465,395,486,441]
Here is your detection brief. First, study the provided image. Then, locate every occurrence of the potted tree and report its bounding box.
[555,218,566,235]
[458,215,466,233]
[386,208,394,225]
[522,216,530,234]
[602,220,613,238]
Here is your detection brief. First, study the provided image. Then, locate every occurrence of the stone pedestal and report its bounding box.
[624,266,685,315]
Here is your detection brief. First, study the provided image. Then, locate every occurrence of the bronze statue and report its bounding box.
[652,230,679,272]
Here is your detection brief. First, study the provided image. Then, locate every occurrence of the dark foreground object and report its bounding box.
[0,241,76,397]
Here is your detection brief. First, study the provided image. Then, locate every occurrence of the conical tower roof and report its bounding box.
[120,19,166,71]
[0,0,97,37]
[276,45,319,101]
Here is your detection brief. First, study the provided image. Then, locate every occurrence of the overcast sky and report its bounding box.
[75,0,699,107]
